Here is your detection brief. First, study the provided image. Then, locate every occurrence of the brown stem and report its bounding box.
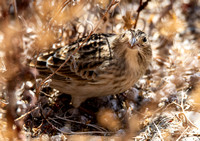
[134,0,143,29]
[134,0,151,29]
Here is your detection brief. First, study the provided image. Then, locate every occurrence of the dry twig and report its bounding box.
[134,0,151,29]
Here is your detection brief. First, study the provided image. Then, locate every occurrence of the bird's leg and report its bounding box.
[66,96,92,118]
[71,55,77,70]
[71,96,88,108]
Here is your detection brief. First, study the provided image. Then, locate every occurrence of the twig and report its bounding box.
[46,117,114,135]
[134,0,142,29]
[176,126,189,141]
[43,112,113,135]
[47,117,113,135]
[36,0,119,94]
[153,122,164,141]
[134,0,151,29]
[14,106,39,122]
[172,102,199,129]
[55,115,107,132]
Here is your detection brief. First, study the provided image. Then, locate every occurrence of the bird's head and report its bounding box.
[114,29,152,63]
[112,30,152,71]
[119,29,150,50]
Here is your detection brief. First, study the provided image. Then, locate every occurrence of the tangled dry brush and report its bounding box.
[0,0,200,140]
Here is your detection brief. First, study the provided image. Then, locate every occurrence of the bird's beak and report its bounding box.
[128,30,137,49]
[130,37,136,47]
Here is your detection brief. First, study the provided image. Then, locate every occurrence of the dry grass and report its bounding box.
[0,0,200,140]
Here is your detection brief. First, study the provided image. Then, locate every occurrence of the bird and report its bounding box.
[30,29,152,108]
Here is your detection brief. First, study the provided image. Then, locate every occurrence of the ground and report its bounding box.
[0,0,200,140]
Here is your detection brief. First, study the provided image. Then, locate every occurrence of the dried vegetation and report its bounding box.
[0,0,200,140]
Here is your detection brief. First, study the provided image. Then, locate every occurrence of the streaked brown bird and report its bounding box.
[30,30,152,107]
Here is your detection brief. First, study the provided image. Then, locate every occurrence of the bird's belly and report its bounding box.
[50,76,136,98]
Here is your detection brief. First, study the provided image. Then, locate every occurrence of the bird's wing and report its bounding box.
[31,33,116,81]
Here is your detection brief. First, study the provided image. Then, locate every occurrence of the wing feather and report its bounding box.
[32,33,116,81]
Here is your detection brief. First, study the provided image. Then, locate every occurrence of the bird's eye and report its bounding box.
[142,37,147,42]
[121,33,126,38]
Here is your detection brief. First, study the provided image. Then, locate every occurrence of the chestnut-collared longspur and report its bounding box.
[30,30,152,107]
